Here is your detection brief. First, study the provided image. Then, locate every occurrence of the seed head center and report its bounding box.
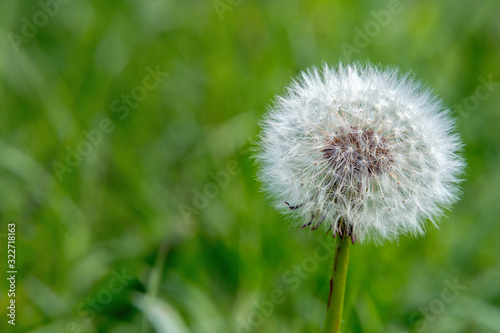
[322,127,393,176]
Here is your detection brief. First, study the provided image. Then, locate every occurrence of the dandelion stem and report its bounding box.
[322,234,351,333]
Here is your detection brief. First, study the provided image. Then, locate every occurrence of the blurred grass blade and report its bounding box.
[133,293,189,333]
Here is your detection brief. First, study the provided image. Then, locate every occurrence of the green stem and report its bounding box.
[322,235,351,333]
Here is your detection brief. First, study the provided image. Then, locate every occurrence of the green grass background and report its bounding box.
[1,0,500,332]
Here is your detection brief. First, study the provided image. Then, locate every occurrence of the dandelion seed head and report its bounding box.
[256,63,465,243]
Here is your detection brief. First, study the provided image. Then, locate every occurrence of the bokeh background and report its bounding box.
[1,0,500,332]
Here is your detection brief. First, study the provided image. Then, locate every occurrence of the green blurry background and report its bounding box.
[0,0,499,332]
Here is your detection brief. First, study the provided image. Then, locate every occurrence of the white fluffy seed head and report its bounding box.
[256,63,465,244]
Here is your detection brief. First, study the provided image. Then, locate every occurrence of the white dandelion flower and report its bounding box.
[257,63,465,243]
